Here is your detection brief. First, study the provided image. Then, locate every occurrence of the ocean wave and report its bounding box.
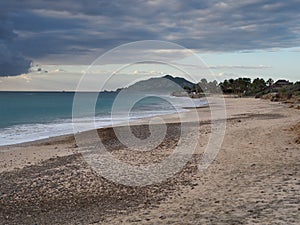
[0,96,207,146]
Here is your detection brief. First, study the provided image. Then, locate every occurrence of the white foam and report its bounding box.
[0,97,207,146]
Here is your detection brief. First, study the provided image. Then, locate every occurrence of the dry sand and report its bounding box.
[0,97,299,224]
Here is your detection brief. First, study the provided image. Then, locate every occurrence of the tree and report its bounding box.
[252,78,266,92]
[220,79,233,94]
[198,78,208,92]
[183,85,191,92]
[239,78,251,94]
[266,78,274,87]
[207,80,219,93]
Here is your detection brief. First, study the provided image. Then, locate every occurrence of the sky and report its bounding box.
[0,0,299,91]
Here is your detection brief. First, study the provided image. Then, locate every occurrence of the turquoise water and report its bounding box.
[0,92,207,146]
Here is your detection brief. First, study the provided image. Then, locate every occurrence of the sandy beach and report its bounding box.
[0,97,299,224]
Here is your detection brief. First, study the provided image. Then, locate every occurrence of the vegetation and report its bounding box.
[197,79,220,94]
[219,77,266,96]
[122,74,299,101]
[218,77,299,98]
[276,81,300,99]
[176,75,299,100]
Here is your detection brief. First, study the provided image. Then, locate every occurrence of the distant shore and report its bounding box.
[0,97,299,224]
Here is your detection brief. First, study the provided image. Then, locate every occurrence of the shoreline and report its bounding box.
[0,95,208,147]
[0,98,209,149]
[1,97,299,224]
[0,97,297,171]
[0,101,210,172]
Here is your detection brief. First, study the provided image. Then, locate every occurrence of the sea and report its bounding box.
[0,91,207,146]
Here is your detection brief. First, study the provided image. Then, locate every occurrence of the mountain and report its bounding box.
[121,75,197,94]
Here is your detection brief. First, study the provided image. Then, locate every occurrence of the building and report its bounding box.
[273,79,293,88]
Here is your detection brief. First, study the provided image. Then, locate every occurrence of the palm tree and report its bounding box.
[266,78,274,92]
[267,78,274,87]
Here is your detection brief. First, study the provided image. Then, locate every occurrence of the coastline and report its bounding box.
[0,94,207,147]
[0,97,299,224]
[0,96,209,172]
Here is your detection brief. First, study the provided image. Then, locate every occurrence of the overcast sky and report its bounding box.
[0,0,299,90]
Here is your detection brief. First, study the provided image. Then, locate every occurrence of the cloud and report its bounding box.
[164,62,271,70]
[0,16,31,76]
[208,65,271,69]
[0,0,299,67]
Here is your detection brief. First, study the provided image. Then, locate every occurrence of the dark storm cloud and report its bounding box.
[0,0,300,72]
[0,16,31,76]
